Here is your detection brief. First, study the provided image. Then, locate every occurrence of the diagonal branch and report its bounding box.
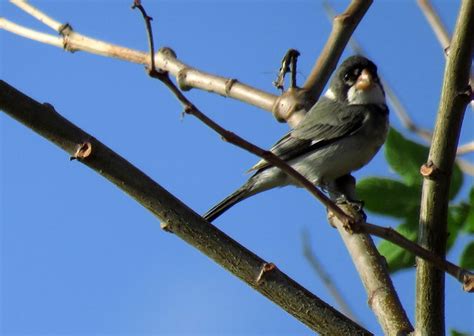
[0,80,371,336]
[417,0,474,111]
[415,0,474,333]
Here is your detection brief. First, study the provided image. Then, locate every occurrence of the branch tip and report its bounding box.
[462,273,474,292]
[71,141,92,160]
[256,262,277,284]
[160,221,173,233]
[420,160,442,179]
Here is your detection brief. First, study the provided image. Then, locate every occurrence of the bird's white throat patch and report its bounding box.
[347,83,386,105]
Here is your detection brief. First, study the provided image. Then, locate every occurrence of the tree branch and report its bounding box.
[415,0,474,334]
[417,0,474,111]
[0,80,371,336]
[2,1,277,113]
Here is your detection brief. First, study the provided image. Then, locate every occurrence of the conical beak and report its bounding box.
[355,68,373,90]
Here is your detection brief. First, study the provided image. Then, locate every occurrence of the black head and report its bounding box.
[326,55,385,105]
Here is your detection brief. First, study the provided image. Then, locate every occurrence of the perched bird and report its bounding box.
[204,55,389,222]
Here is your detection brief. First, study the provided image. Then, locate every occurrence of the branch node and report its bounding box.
[160,221,174,233]
[420,160,443,179]
[71,141,92,161]
[462,272,474,292]
[158,46,177,59]
[177,69,192,91]
[58,23,73,36]
[224,78,237,96]
[444,45,451,56]
[256,262,277,284]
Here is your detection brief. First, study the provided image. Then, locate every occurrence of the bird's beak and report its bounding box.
[355,68,373,91]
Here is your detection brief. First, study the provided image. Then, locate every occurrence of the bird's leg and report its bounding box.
[325,175,366,220]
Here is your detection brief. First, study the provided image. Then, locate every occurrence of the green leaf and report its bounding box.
[450,329,470,336]
[385,128,428,186]
[378,218,418,273]
[357,177,420,218]
[447,203,470,249]
[459,241,474,270]
[463,187,474,233]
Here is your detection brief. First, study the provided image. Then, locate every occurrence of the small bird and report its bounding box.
[204,55,389,222]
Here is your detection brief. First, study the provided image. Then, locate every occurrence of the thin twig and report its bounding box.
[9,0,63,32]
[131,0,156,71]
[302,229,359,320]
[360,223,472,291]
[457,141,474,155]
[417,0,474,111]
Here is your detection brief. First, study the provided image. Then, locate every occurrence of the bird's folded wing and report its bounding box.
[248,100,367,172]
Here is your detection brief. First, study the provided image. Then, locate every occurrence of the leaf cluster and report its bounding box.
[357,128,474,272]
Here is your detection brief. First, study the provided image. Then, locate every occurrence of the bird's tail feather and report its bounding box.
[203,185,251,222]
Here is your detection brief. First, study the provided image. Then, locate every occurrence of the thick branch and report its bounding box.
[415,0,474,334]
[0,80,371,335]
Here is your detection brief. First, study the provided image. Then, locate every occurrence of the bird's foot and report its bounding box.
[335,195,367,222]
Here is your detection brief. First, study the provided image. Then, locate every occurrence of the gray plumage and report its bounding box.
[204,56,389,222]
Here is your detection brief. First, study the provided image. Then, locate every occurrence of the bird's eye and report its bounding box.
[343,71,357,84]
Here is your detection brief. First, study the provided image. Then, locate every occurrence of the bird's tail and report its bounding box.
[203,184,252,222]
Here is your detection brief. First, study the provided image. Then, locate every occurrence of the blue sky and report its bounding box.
[1,0,473,335]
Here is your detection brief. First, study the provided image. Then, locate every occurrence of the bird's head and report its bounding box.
[324,55,386,106]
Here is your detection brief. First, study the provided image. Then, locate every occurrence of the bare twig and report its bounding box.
[361,223,472,291]
[457,140,474,155]
[131,0,156,71]
[10,0,63,32]
[302,229,359,321]
[417,0,474,111]
[3,0,277,112]
[0,80,371,335]
[415,0,474,333]
[417,0,451,49]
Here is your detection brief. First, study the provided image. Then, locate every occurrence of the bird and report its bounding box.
[203,55,389,222]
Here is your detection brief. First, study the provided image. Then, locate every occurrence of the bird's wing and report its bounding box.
[248,98,367,172]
